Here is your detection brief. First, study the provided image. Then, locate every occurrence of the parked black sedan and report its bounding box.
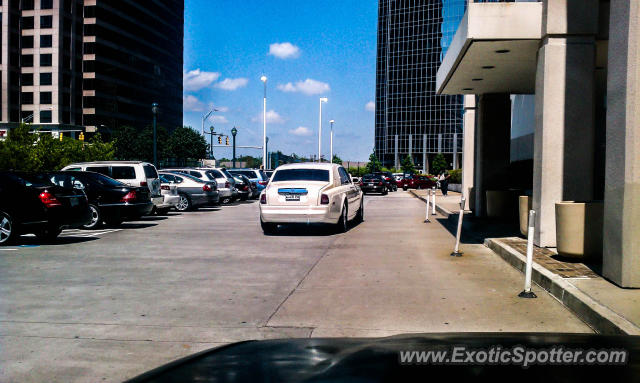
[358,174,389,195]
[47,171,154,229]
[0,172,92,244]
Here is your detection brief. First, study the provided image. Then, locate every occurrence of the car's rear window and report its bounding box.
[15,173,55,187]
[86,173,126,187]
[221,169,235,180]
[205,170,223,179]
[271,169,330,182]
[363,175,381,181]
[231,170,256,178]
[143,165,158,179]
[112,166,137,179]
[258,170,268,180]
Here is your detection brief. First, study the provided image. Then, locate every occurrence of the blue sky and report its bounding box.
[183,0,378,162]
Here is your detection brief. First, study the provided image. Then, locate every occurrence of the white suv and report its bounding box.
[161,167,238,204]
[61,161,165,211]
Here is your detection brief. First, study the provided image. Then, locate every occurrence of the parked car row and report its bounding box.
[0,161,270,245]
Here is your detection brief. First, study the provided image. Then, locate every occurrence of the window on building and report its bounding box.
[21,16,34,29]
[21,35,34,48]
[40,110,52,123]
[40,35,52,48]
[21,73,34,86]
[22,0,34,10]
[21,54,34,67]
[40,72,52,85]
[40,91,52,104]
[40,53,52,66]
[40,15,53,29]
[21,92,34,104]
[40,0,53,9]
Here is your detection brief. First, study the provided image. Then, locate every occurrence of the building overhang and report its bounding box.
[436,2,543,95]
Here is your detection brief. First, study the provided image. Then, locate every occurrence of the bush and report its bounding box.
[449,169,462,184]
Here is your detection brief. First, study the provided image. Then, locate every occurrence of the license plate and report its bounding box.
[285,194,300,201]
[70,197,79,207]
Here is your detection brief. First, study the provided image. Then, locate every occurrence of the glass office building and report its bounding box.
[374,0,466,170]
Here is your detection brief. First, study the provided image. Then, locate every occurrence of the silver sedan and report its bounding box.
[158,172,219,211]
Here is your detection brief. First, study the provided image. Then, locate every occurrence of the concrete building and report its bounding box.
[437,0,639,287]
[374,0,467,171]
[0,0,183,135]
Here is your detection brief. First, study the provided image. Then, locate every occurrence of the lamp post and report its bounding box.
[265,136,269,170]
[318,97,328,162]
[261,75,267,170]
[151,103,159,167]
[202,109,216,137]
[231,127,238,168]
[329,119,335,163]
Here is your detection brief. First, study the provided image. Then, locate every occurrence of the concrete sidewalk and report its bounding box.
[410,188,640,335]
[267,191,591,336]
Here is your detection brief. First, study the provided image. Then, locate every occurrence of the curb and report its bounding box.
[485,238,640,335]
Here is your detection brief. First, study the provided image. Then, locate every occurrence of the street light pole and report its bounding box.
[329,119,335,163]
[231,127,238,168]
[318,97,328,162]
[151,103,159,167]
[265,136,269,169]
[261,75,267,170]
[202,109,215,137]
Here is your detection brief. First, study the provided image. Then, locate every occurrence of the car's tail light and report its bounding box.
[260,194,267,204]
[161,185,170,190]
[121,191,136,203]
[225,181,230,188]
[140,181,148,187]
[202,184,212,192]
[39,191,62,208]
[386,177,391,181]
[378,181,383,186]
[359,181,363,186]
[320,194,330,205]
[258,180,268,186]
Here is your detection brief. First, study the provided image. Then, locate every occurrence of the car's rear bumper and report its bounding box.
[46,204,93,229]
[361,185,385,192]
[260,205,337,224]
[159,194,180,208]
[151,196,164,207]
[101,202,154,219]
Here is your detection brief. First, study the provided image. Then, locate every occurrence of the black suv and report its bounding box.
[358,174,389,195]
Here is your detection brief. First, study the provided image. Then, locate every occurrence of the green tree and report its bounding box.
[401,155,416,175]
[431,153,448,175]
[113,125,169,162]
[332,154,343,165]
[167,126,208,164]
[365,152,382,173]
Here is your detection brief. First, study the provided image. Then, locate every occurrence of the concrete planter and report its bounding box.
[519,195,532,236]
[555,201,604,260]
[486,190,515,218]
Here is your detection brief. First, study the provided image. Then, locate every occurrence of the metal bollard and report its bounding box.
[518,210,537,298]
[450,196,465,257]
[431,186,437,215]
[424,189,431,223]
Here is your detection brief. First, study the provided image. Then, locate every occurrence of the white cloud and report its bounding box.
[215,78,249,91]
[252,110,285,124]
[365,101,375,112]
[277,79,330,95]
[183,69,220,91]
[183,95,205,112]
[211,115,228,124]
[268,42,300,59]
[290,126,312,136]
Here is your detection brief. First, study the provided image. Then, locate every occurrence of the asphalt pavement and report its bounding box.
[0,192,591,382]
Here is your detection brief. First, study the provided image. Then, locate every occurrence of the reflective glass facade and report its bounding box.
[375,0,466,170]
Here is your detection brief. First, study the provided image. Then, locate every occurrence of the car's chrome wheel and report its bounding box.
[0,213,14,245]
[336,203,348,233]
[83,204,101,229]
[176,194,191,211]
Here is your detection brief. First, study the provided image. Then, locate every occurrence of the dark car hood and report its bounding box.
[127,333,640,382]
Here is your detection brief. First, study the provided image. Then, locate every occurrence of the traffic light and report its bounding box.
[225,137,229,145]
[218,136,222,144]
[79,132,85,141]
[59,132,63,141]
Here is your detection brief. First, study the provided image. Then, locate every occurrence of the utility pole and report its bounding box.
[151,103,159,167]
[231,127,238,168]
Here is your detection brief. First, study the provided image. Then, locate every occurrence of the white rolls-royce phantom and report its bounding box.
[259,163,364,234]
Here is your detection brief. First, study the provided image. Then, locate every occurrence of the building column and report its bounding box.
[532,0,598,246]
[473,94,511,217]
[422,134,428,173]
[394,134,399,169]
[462,95,476,209]
[602,0,640,287]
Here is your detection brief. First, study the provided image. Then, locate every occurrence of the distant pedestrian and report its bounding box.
[439,170,450,196]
